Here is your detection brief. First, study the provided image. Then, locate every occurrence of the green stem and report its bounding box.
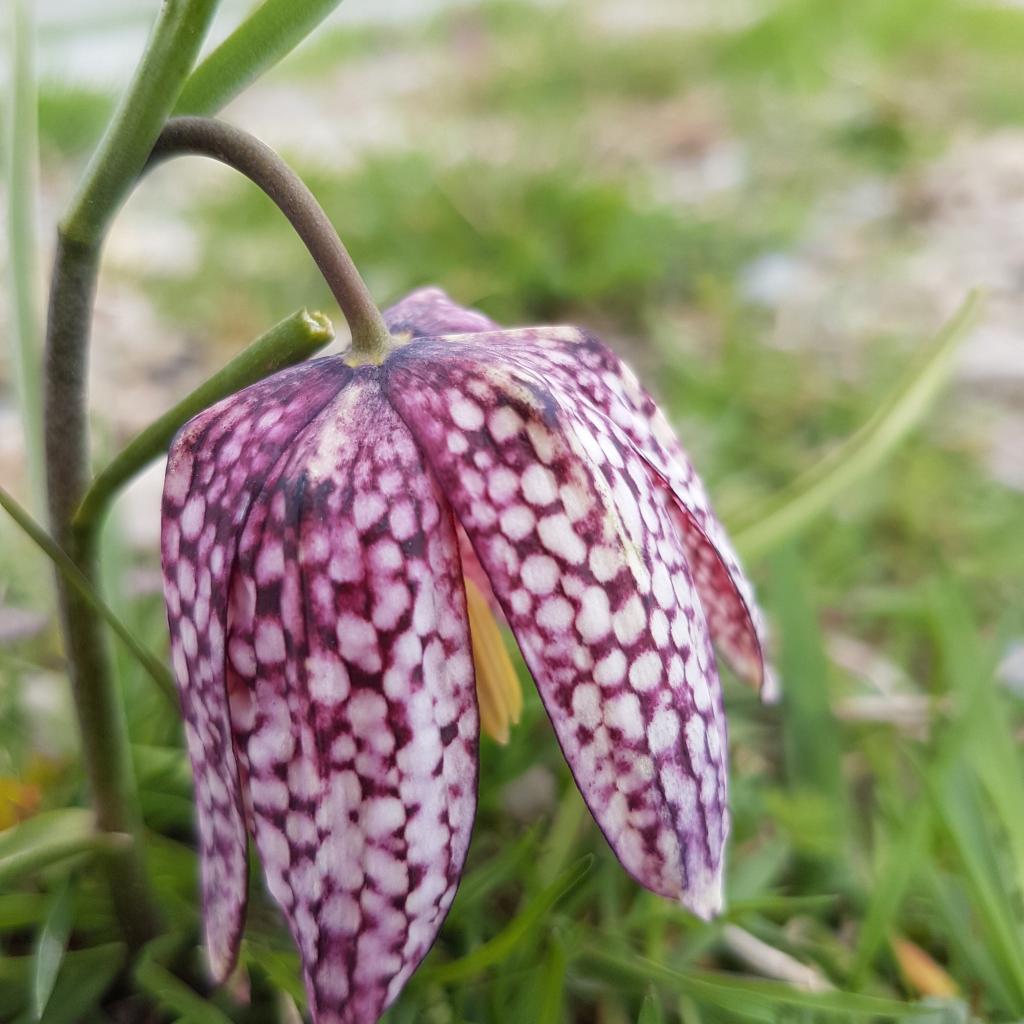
[151,117,390,358]
[44,0,221,951]
[0,486,176,705]
[175,0,348,116]
[5,0,45,513]
[61,0,221,245]
[74,308,334,536]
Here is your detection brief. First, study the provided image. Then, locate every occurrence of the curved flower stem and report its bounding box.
[44,0,220,951]
[74,308,334,537]
[151,117,391,360]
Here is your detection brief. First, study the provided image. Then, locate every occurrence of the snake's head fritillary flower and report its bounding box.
[161,288,775,1024]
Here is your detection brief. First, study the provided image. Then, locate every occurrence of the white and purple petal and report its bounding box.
[385,343,728,917]
[225,371,478,1024]
[382,287,773,697]
[384,286,499,340]
[161,359,352,979]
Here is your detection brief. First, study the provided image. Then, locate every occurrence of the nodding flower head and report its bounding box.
[160,287,775,1024]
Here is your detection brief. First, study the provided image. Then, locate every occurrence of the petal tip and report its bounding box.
[759,664,782,706]
[681,864,725,922]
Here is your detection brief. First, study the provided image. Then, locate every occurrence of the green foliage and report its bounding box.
[6,0,1024,1021]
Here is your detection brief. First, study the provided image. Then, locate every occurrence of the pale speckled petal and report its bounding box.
[384,286,499,339]
[161,359,352,980]
[490,326,775,698]
[384,288,773,697]
[385,342,728,917]
[226,371,478,1024]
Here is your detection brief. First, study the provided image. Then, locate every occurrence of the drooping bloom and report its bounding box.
[161,288,774,1024]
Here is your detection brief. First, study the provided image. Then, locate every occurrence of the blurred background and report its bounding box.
[2,1,1024,1021]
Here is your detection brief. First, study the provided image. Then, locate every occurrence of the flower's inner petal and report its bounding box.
[472,327,774,699]
[226,376,478,1024]
[161,359,351,980]
[383,286,499,342]
[465,575,523,744]
[386,345,728,918]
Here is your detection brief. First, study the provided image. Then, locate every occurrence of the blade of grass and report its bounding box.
[135,961,234,1024]
[924,867,1017,1015]
[0,809,121,887]
[850,801,932,985]
[585,948,926,1018]
[134,933,234,1024]
[732,292,980,560]
[31,880,74,1021]
[928,764,1024,1011]
[0,486,176,705]
[537,935,569,1024]
[768,545,844,812]
[5,0,45,512]
[16,943,124,1024]
[175,0,348,115]
[929,586,1024,897]
[639,989,666,1024]
[422,855,593,984]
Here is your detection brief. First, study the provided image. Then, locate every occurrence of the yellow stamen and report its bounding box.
[464,576,523,744]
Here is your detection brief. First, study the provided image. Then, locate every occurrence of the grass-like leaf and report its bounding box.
[585,948,928,1018]
[0,809,117,887]
[423,856,593,984]
[31,880,74,1021]
[0,484,176,703]
[732,291,980,560]
[175,0,348,115]
[4,0,45,513]
[0,943,124,1024]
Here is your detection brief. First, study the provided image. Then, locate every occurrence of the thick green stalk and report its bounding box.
[44,0,221,950]
[74,308,334,536]
[6,0,45,512]
[175,0,347,115]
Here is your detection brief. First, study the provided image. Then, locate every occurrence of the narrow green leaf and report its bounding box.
[0,944,125,1024]
[39,944,125,1024]
[0,485,176,704]
[638,989,665,1024]
[929,766,1024,1010]
[31,881,74,1022]
[423,855,593,984]
[850,802,931,984]
[5,0,45,512]
[768,546,844,810]
[241,941,307,1006]
[0,809,117,887]
[732,292,980,560]
[586,948,925,1018]
[455,826,539,911]
[135,959,234,1024]
[0,894,48,933]
[175,0,347,115]
[929,586,1024,898]
[537,935,569,1024]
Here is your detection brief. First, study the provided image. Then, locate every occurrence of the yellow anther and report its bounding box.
[464,576,523,744]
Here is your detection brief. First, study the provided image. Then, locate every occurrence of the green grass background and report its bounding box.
[2,0,1024,1021]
